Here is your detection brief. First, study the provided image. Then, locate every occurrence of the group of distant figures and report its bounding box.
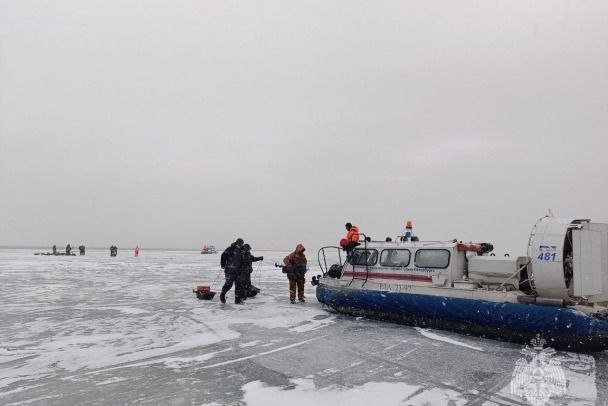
[35,244,86,256]
[110,245,140,257]
[36,244,140,257]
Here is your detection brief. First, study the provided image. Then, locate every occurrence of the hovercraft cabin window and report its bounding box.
[414,249,450,269]
[350,249,378,266]
[380,249,411,267]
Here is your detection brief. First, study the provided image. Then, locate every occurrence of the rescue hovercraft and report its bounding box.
[314,217,608,352]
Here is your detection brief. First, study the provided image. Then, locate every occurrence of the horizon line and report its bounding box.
[0,245,294,252]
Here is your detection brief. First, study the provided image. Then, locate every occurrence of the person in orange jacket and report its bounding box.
[283,244,307,304]
[340,222,360,252]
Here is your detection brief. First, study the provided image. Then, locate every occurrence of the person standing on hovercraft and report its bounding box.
[283,244,307,304]
[220,238,246,304]
[241,244,263,298]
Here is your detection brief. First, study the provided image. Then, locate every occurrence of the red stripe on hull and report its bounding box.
[342,272,432,282]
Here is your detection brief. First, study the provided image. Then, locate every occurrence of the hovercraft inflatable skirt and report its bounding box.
[316,284,608,352]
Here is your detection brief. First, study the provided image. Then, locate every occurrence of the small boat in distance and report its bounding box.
[201,245,218,254]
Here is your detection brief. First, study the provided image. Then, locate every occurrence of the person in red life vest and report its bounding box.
[340,222,360,252]
[283,244,307,304]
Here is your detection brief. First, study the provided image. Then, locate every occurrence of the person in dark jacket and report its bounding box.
[220,238,243,270]
[78,245,86,255]
[220,238,246,304]
[52,245,57,255]
[241,244,263,297]
[65,244,72,255]
[283,244,307,304]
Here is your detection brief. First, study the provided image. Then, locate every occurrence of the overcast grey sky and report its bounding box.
[0,0,607,254]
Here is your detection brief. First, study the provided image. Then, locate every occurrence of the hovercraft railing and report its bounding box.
[316,233,369,285]
[317,246,343,276]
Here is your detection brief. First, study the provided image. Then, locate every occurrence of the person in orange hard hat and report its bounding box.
[283,244,307,304]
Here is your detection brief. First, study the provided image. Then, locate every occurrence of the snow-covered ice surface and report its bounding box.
[1,248,606,405]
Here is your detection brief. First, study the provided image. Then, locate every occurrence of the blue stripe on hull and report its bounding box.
[316,283,608,352]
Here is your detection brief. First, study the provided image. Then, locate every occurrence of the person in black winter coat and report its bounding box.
[220,238,246,304]
[241,244,263,297]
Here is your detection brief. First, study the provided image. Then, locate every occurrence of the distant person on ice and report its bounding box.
[340,222,360,252]
[52,245,57,255]
[241,244,263,298]
[220,238,246,304]
[283,244,307,304]
[134,245,140,257]
[65,244,72,255]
